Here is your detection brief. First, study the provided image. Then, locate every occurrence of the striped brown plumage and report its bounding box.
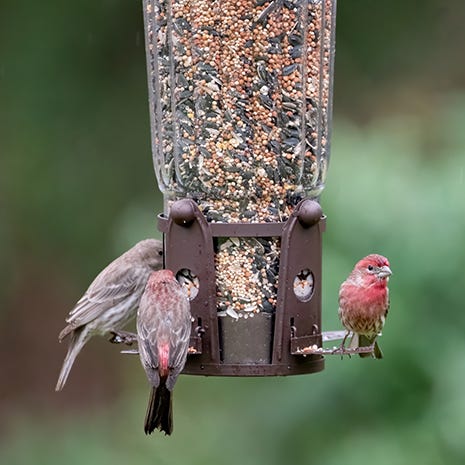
[55,239,163,391]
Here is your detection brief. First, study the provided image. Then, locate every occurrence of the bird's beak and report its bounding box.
[377,265,392,279]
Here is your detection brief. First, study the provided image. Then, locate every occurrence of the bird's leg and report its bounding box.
[341,331,353,359]
[341,331,350,350]
[343,332,354,359]
[332,331,351,359]
[367,342,376,358]
[109,330,138,345]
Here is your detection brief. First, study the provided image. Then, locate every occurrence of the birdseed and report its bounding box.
[144,0,336,315]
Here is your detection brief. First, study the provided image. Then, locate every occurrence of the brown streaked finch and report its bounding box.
[137,269,191,436]
[55,238,163,391]
[338,254,392,359]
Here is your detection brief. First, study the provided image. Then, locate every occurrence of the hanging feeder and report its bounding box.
[142,0,338,375]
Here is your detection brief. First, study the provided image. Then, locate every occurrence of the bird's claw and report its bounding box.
[331,346,344,360]
[331,343,352,359]
[109,330,138,346]
[331,346,343,355]
[337,332,352,359]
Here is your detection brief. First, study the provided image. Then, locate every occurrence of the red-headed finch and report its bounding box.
[137,269,191,436]
[56,239,163,391]
[338,254,392,358]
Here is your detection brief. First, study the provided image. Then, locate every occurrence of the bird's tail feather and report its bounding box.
[144,382,173,435]
[372,340,383,359]
[358,334,383,359]
[55,327,89,391]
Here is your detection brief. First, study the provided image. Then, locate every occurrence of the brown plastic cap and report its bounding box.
[296,199,323,228]
[170,199,196,226]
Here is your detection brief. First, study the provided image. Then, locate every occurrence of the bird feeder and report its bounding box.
[142,0,337,375]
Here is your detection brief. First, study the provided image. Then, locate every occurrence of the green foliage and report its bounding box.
[3,100,465,464]
[2,0,465,463]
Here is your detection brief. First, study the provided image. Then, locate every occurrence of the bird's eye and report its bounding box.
[367,265,374,271]
[158,250,163,256]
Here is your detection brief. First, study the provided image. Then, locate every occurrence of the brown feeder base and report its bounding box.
[157,198,326,377]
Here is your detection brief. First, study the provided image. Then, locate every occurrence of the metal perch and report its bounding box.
[112,330,378,357]
[295,330,379,356]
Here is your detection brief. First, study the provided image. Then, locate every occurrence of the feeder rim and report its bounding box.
[157,213,326,237]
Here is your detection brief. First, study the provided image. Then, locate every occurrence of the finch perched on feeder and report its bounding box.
[137,269,191,436]
[338,254,392,358]
[55,239,163,391]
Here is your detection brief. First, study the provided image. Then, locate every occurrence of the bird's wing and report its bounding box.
[65,266,143,329]
[386,287,390,316]
[139,335,160,387]
[169,300,192,371]
[137,294,161,367]
[139,332,158,369]
[137,300,162,387]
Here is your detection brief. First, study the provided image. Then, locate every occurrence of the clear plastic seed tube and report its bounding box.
[144,0,336,317]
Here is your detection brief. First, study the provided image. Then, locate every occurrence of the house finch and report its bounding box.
[55,238,163,391]
[137,269,191,435]
[338,254,392,358]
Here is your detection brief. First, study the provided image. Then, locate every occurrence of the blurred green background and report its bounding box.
[1,0,465,464]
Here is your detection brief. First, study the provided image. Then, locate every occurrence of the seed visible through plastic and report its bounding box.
[293,269,314,301]
[176,269,200,301]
